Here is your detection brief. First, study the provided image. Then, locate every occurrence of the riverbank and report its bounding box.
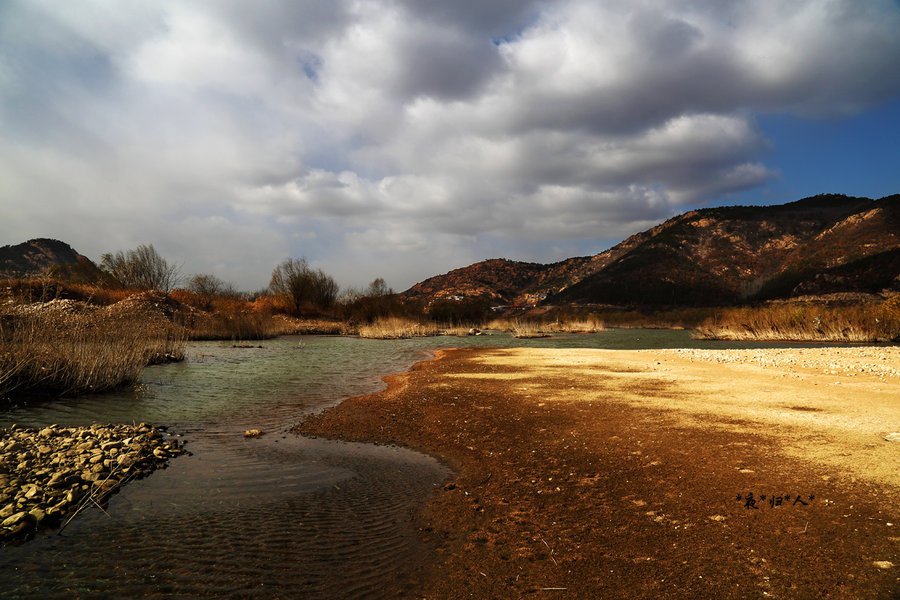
[298,346,900,599]
[0,423,187,544]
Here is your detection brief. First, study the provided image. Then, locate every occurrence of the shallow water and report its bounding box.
[0,330,804,597]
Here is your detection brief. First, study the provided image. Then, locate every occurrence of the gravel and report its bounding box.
[657,346,900,379]
[0,422,187,544]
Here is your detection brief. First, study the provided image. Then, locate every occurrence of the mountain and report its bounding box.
[402,194,900,307]
[403,257,593,304]
[0,238,102,282]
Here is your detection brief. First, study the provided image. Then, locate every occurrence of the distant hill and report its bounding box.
[402,194,900,307]
[0,238,103,282]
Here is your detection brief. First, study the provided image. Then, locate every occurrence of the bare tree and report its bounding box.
[100,244,181,292]
[188,274,226,297]
[269,258,338,312]
[366,277,394,297]
[310,269,340,309]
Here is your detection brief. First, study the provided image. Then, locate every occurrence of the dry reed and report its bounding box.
[487,316,606,337]
[0,306,185,398]
[694,299,900,342]
[439,325,484,337]
[357,317,439,339]
[289,318,353,336]
[178,311,305,340]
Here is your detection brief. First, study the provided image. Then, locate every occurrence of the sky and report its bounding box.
[2,0,899,293]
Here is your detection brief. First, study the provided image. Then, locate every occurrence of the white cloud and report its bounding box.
[1,0,899,290]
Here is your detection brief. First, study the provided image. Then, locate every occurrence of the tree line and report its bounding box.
[90,243,485,323]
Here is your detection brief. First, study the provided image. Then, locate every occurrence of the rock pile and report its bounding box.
[0,423,187,544]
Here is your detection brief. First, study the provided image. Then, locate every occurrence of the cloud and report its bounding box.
[1,0,899,290]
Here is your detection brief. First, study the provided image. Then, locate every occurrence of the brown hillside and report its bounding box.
[552,194,896,305]
[0,238,102,283]
[402,257,594,305]
[403,194,900,307]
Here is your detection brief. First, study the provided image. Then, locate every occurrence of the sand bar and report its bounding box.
[298,346,900,599]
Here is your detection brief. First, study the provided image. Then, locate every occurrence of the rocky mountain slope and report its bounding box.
[402,194,900,307]
[0,238,102,282]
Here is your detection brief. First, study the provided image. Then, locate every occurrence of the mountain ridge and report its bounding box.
[1,238,85,274]
[402,194,900,307]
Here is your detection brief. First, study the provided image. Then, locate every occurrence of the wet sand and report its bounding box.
[298,346,900,599]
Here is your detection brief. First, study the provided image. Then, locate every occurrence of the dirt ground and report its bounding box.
[297,346,900,599]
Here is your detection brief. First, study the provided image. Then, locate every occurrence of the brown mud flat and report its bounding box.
[297,347,900,599]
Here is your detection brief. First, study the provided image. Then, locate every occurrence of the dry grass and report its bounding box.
[0,305,185,398]
[556,317,607,333]
[487,316,606,337]
[357,317,439,339]
[694,298,900,342]
[439,325,484,337]
[594,307,715,329]
[289,318,353,335]
[178,311,305,340]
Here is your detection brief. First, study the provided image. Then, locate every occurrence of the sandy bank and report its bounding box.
[298,346,900,599]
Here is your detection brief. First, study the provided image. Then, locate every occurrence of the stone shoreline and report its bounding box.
[0,423,188,544]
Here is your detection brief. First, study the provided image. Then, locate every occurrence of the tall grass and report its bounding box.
[486,316,606,337]
[290,319,353,335]
[0,306,185,398]
[694,298,900,342]
[593,307,716,329]
[177,311,303,340]
[357,317,439,339]
[438,324,484,337]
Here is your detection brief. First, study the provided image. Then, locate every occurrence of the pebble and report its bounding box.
[659,347,900,379]
[0,423,187,545]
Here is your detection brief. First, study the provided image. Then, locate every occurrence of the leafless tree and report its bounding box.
[366,277,394,297]
[100,244,181,292]
[269,257,338,312]
[188,274,226,297]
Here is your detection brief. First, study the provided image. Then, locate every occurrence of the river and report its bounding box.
[0,330,793,598]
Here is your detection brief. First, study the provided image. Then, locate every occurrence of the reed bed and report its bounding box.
[510,320,551,339]
[289,318,353,336]
[179,311,306,340]
[487,316,606,337]
[556,317,607,333]
[439,325,484,337]
[0,307,185,398]
[694,299,900,342]
[357,317,439,339]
